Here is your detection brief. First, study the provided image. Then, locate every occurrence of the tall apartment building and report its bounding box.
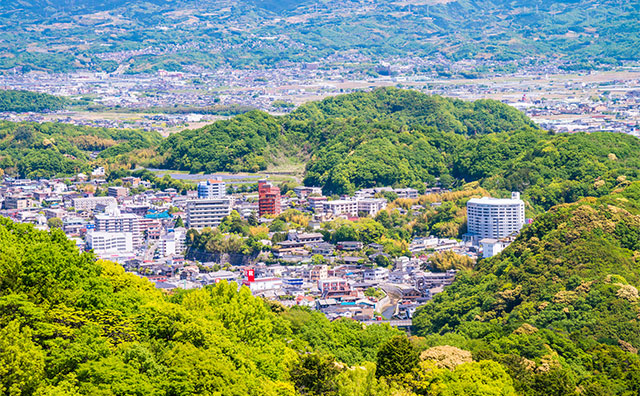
[158,228,187,256]
[94,213,142,247]
[197,179,226,199]
[3,196,29,210]
[467,192,525,241]
[185,198,232,229]
[356,198,387,216]
[258,180,281,217]
[72,196,117,211]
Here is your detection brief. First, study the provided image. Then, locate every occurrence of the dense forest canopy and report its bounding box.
[412,181,640,395]
[0,121,162,178]
[0,90,69,113]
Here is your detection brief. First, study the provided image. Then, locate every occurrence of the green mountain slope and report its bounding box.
[1,0,637,72]
[0,121,162,178]
[412,182,640,395]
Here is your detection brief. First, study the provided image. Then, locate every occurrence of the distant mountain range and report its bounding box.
[0,0,638,72]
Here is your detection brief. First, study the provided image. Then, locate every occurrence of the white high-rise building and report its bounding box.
[94,213,142,247]
[197,179,226,199]
[186,198,232,229]
[467,192,525,241]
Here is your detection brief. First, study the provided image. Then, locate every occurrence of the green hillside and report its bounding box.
[0,90,69,113]
[0,217,520,395]
[412,182,640,395]
[0,121,162,178]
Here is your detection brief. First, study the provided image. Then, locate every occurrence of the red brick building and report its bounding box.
[258,180,281,217]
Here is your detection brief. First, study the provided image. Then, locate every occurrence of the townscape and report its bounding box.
[0,170,528,325]
[3,1,640,395]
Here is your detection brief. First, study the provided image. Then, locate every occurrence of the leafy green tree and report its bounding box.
[290,353,341,396]
[376,336,420,378]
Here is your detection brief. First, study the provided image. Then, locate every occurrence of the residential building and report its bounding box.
[72,196,117,211]
[86,231,133,254]
[185,198,232,229]
[108,186,129,198]
[466,192,525,242]
[95,213,141,247]
[357,198,387,216]
[323,199,358,217]
[3,196,29,210]
[308,196,328,212]
[363,267,389,282]
[480,238,511,258]
[158,228,187,256]
[258,180,281,216]
[197,179,226,199]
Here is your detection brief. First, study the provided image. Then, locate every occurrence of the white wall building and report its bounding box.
[467,192,525,242]
[158,228,187,256]
[480,238,511,258]
[357,198,387,216]
[71,196,117,211]
[186,198,232,229]
[95,213,142,247]
[323,200,358,217]
[86,231,133,254]
[197,179,226,199]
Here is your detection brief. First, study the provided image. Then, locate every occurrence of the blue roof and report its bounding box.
[145,211,171,219]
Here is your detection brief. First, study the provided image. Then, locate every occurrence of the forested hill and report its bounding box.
[412,181,640,395]
[0,121,161,178]
[158,88,640,211]
[0,90,69,113]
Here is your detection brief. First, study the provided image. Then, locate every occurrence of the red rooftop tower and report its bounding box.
[258,180,281,217]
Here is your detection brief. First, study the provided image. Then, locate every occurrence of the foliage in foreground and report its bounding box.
[413,181,640,395]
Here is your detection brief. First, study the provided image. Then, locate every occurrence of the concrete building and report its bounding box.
[323,199,358,217]
[197,179,226,199]
[86,231,133,254]
[363,267,390,282]
[185,198,232,229]
[72,196,117,211]
[467,192,525,242]
[258,180,281,216]
[95,213,141,247]
[357,198,387,216]
[480,238,511,258]
[3,196,29,210]
[108,186,129,198]
[158,228,187,256]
